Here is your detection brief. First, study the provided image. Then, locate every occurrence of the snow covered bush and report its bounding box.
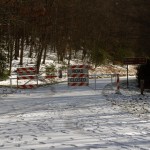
[0,51,9,80]
[45,64,56,75]
[136,59,150,88]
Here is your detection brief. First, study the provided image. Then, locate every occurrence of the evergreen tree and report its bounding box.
[0,37,8,79]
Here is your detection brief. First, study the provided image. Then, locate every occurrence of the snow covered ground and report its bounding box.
[104,78,150,119]
[0,77,150,150]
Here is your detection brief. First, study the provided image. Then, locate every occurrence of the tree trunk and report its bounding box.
[19,36,24,66]
[9,40,14,75]
[36,44,44,73]
[14,36,19,60]
[29,44,33,58]
[68,46,72,65]
[42,45,47,64]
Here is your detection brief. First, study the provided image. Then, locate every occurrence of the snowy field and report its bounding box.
[0,78,150,150]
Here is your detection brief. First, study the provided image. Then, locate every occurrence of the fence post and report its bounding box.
[10,78,12,91]
[94,74,96,90]
[111,74,113,89]
[37,75,38,86]
[116,74,120,94]
[140,80,144,95]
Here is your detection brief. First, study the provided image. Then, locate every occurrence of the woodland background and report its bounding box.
[0,0,150,76]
